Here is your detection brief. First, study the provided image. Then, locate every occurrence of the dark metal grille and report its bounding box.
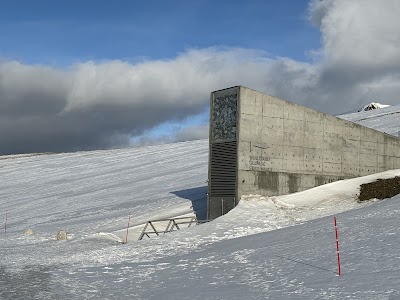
[209,141,237,196]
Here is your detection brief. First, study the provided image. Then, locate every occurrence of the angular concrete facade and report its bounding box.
[207,86,400,219]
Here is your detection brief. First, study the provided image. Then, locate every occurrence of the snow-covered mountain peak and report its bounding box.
[359,102,390,111]
[338,103,400,137]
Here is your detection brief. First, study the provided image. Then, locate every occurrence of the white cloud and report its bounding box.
[1,0,400,154]
[310,0,400,68]
[0,48,281,154]
[305,0,400,111]
[64,48,275,112]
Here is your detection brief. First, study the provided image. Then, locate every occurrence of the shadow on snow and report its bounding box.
[171,186,208,221]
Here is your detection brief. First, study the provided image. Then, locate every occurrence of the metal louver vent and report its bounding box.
[209,141,237,196]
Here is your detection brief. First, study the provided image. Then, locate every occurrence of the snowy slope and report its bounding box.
[2,139,400,299]
[338,104,400,137]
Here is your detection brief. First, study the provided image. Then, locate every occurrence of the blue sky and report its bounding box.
[0,0,319,66]
[1,0,399,154]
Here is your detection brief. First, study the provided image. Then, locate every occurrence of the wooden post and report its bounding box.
[124,212,131,244]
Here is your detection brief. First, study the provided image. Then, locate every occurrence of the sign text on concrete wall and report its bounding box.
[249,155,270,171]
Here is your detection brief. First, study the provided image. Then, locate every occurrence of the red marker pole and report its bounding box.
[334,216,341,276]
[124,212,131,244]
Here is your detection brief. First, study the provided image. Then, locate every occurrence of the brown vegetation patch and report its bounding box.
[358,176,400,201]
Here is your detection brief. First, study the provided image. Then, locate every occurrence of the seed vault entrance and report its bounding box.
[208,85,400,221]
[207,87,239,220]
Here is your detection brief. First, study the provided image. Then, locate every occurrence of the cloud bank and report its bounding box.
[1,0,400,154]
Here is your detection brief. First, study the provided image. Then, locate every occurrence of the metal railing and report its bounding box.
[138,216,209,240]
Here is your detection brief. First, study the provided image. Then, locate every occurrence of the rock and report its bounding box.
[56,230,68,241]
[358,176,400,201]
[23,229,33,235]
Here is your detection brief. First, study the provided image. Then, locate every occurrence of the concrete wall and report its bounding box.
[235,86,400,200]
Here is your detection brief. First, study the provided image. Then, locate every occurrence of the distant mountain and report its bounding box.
[336,102,391,116]
[359,102,390,112]
[338,104,400,137]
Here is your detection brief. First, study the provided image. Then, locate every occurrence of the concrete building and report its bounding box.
[207,86,400,220]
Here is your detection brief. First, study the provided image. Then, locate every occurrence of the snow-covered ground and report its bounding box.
[1,138,400,299]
